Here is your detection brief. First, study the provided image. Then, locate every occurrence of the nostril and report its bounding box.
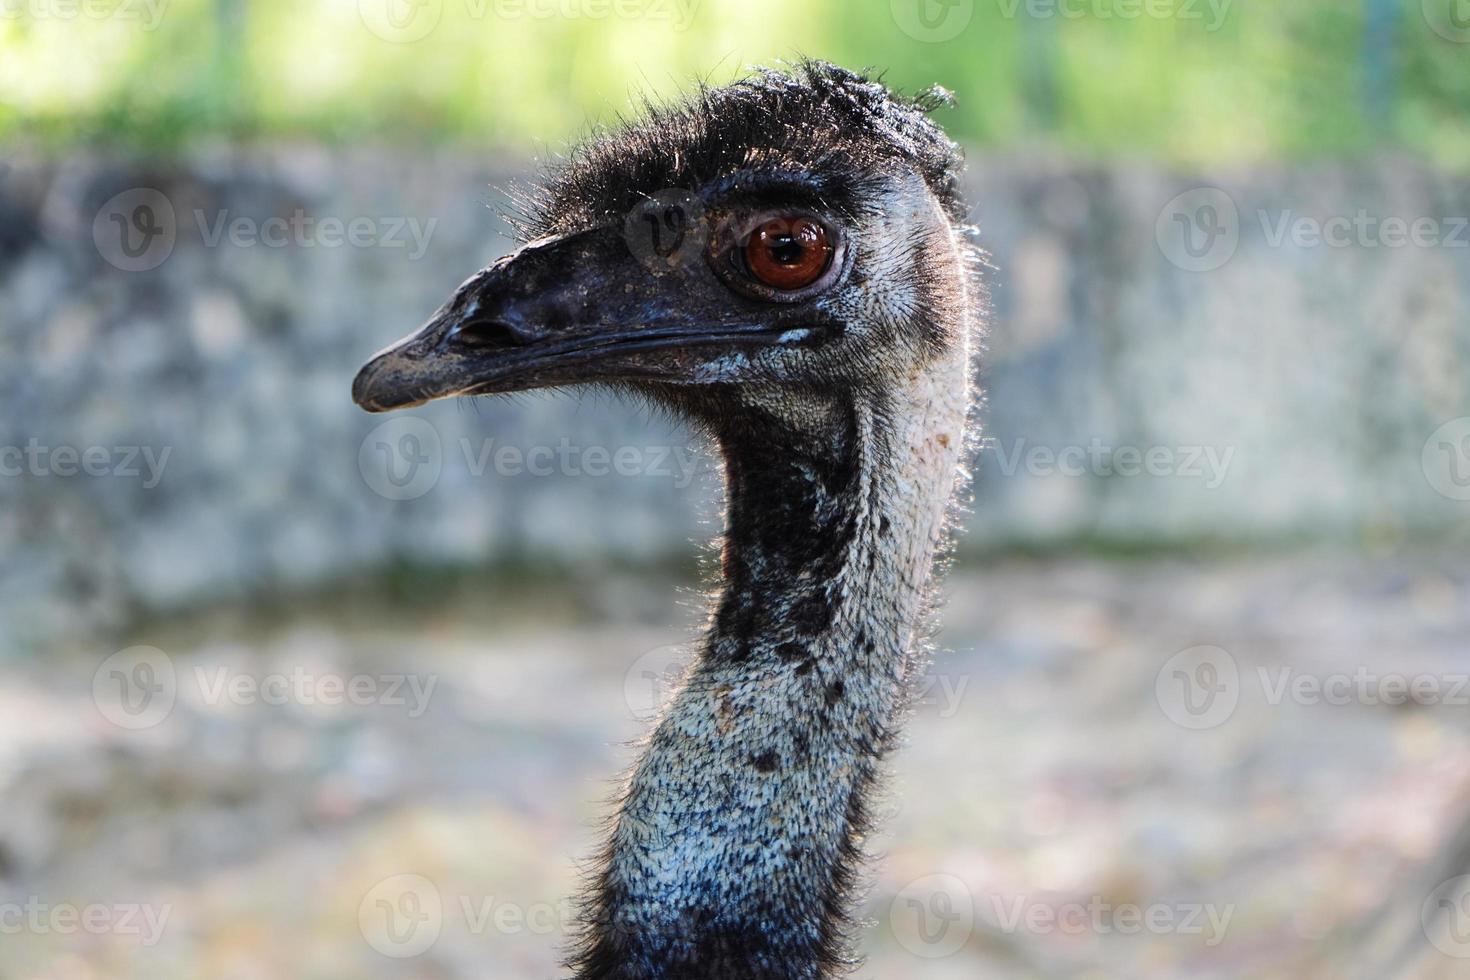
[452,317,535,348]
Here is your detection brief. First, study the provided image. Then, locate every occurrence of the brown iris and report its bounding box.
[744,216,834,291]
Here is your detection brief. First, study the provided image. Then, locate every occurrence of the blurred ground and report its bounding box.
[2,550,1467,980]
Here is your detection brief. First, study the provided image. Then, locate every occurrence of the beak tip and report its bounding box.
[351,361,392,413]
[353,358,439,413]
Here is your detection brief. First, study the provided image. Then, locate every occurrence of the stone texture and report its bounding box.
[1,151,1467,654]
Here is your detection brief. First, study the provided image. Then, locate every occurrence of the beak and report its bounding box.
[352,225,799,413]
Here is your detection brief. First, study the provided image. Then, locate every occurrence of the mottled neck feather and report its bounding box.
[570,338,971,979]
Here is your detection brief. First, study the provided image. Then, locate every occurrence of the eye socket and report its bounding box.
[742,216,835,292]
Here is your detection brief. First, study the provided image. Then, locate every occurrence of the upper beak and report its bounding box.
[351,225,791,413]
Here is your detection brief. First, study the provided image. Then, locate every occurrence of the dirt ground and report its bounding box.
[2,551,1468,980]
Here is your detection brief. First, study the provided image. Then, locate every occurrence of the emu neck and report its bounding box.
[572,360,969,980]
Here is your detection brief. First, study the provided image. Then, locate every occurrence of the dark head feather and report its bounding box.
[509,60,967,242]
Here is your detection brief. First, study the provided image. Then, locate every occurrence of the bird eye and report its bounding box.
[743,216,835,291]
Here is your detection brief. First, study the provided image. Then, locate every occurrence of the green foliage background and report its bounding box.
[2,0,1468,166]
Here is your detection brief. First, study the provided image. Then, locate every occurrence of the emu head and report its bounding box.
[352,61,973,433]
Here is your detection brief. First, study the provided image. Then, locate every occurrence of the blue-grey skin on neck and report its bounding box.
[573,353,972,979]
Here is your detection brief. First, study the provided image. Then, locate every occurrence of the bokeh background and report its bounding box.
[3,1,1470,978]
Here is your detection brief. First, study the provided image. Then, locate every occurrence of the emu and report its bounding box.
[353,61,982,980]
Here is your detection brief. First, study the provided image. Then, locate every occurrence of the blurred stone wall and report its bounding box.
[2,150,1467,655]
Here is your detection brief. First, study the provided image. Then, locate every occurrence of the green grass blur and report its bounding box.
[1,0,1468,166]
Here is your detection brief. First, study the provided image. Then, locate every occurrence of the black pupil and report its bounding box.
[770,234,804,265]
